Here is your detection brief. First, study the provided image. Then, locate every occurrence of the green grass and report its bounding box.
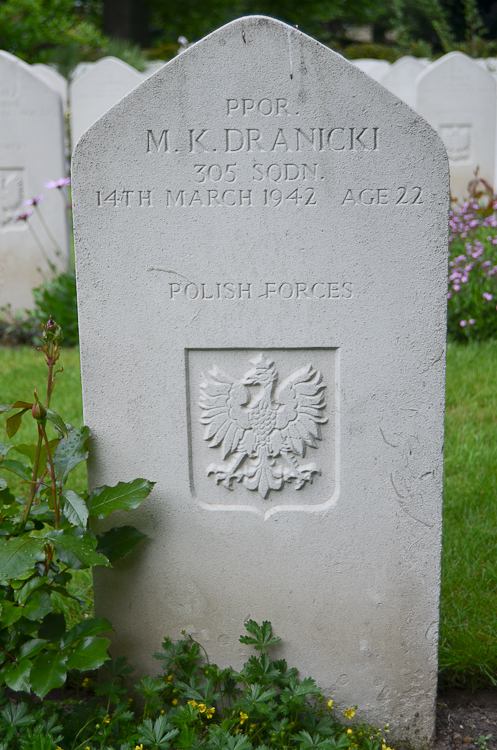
[439,339,497,689]
[1,342,497,686]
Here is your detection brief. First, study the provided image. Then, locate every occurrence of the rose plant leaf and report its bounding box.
[45,409,68,439]
[61,489,88,528]
[13,440,59,477]
[4,658,32,693]
[38,612,66,642]
[66,636,111,671]
[96,525,148,562]
[30,651,68,698]
[23,590,52,621]
[20,638,48,659]
[52,425,90,488]
[0,537,45,579]
[0,459,33,483]
[45,530,111,568]
[61,617,113,650]
[6,409,30,439]
[87,478,155,519]
[0,443,13,458]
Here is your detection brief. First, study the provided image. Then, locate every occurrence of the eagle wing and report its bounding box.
[199,366,252,460]
[272,364,327,457]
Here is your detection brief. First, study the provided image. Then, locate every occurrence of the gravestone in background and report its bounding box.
[73,17,448,746]
[379,56,429,108]
[416,52,496,201]
[70,57,143,148]
[351,59,391,81]
[32,63,68,105]
[0,51,69,310]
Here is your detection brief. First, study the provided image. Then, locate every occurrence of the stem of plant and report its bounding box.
[20,426,43,530]
[34,204,63,256]
[27,222,55,278]
[40,423,59,528]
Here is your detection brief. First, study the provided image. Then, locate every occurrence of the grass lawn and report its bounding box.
[0,341,497,687]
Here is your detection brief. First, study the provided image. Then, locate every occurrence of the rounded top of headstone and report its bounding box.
[0,50,64,100]
[417,50,492,85]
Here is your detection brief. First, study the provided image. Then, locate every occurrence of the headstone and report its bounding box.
[0,51,69,310]
[351,59,391,81]
[32,63,68,105]
[379,56,429,108]
[70,62,94,82]
[415,52,496,201]
[70,57,143,147]
[143,61,166,78]
[73,17,448,747]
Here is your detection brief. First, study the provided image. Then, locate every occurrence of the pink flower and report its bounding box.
[453,285,461,291]
[13,209,33,221]
[459,320,467,327]
[483,292,493,301]
[469,319,475,325]
[447,292,452,299]
[22,195,44,206]
[45,177,70,189]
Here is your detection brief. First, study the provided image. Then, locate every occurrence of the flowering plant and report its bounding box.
[448,179,497,341]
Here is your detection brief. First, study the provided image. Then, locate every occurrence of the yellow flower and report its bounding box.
[239,711,248,724]
[206,707,215,718]
[167,674,173,681]
[188,700,198,708]
[128,697,133,703]
[198,703,207,713]
[327,699,333,709]
[344,708,355,719]
[104,716,110,724]
[172,699,178,706]
[82,677,90,687]
[135,745,144,750]
[347,729,353,735]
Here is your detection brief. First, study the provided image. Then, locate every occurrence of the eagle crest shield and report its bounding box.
[198,354,327,499]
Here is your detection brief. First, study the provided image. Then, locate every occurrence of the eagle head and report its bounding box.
[243,354,277,386]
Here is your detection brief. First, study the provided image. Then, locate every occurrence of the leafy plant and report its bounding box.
[0,620,391,750]
[32,272,79,346]
[0,318,153,697]
[447,177,497,341]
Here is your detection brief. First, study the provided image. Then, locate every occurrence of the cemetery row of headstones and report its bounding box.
[0,43,494,309]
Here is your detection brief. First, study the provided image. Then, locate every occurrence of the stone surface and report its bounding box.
[0,51,69,309]
[70,56,143,148]
[415,52,496,201]
[379,56,429,108]
[73,17,448,747]
[32,63,68,105]
[352,59,391,81]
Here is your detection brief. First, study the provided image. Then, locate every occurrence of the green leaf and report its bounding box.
[30,651,67,698]
[52,425,90,488]
[38,612,66,642]
[16,576,46,605]
[0,443,13,458]
[66,636,111,671]
[13,401,34,409]
[0,459,32,483]
[0,405,13,414]
[13,440,59,478]
[0,537,45,579]
[1,600,26,626]
[45,409,68,439]
[88,478,154,519]
[45,530,110,568]
[23,590,52,621]
[61,617,113,649]
[0,486,16,506]
[61,490,88,527]
[4,658,32,692]
[6,409,30,439]
[20,639,48,659]
[96,525,147,562]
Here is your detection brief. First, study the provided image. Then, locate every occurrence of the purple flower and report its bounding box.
[447,292,452,299]
[45,177,70,189]
[22,195,44,206]
[13,209,33,222]
[483,292,493,301]
[453,285,461,291]
[469,319,475,325]
[459,320,467,327]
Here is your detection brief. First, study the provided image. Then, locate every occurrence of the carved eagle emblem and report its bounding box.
[199,354,327,499]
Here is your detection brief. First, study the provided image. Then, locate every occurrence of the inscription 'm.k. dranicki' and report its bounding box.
[199,353,327,499]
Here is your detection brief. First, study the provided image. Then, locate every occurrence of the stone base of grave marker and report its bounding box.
[73,17,448,746]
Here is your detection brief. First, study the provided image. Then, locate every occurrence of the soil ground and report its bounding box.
[433,691,497,750]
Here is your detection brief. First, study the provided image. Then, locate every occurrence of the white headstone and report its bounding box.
[379,56,429,108]
[73,17,448,747]
[70,62,94,82]
[0,51,69,310]
[351,59,391,81]
[70,57,143,148]
[143,61,166,78]
[415,52,496,201]
[32,63,68,105]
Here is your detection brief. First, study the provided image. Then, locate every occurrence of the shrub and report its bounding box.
[32,271,79,346]
[447,180,497,341]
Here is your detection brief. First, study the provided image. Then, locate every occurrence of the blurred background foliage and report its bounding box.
[1,0,497,73]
